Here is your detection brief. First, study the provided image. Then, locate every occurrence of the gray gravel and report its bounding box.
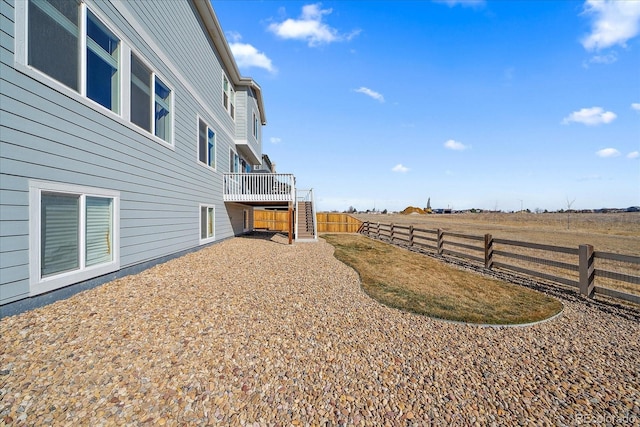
[1,233,639,426]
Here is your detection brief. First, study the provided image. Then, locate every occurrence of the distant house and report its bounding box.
[0,0,316,315]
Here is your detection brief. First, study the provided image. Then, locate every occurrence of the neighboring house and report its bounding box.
[254,154,276,173]
[0,0,316,316]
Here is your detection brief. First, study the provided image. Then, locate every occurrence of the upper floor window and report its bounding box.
[23,1,173,146]
[253,112,259,140]
[28,0,121,114]
[154,78,172,142]
[222,74,235,119]
[229,149,239,173]
[129,53,173,144]
[130,54,152,132]
[198,118,216,169]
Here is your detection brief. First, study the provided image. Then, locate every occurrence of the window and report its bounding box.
[27,0,121,114]
[222,73,235,119]
[154,77,172,142]
[22,1,173,145]
[130,53,173,144]
[86,10,120,113]
[28,0,79,91]
[200,205,215,243]
[229,149,239,173]
[253,112,259,140]
[30,181,120,296]
[130,54,152,132]
[198,118,216,168]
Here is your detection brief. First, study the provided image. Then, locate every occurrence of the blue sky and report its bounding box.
[213,0,640,212]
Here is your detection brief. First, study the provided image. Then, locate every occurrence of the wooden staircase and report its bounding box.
[296,201,316,240]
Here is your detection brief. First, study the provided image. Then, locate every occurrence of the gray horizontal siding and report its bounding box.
[1,0,258,305]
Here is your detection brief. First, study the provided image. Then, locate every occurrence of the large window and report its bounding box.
[200,205,215,243]
[28,0,121,114]
[23,1,173,145]
[198,118,216,169]
[30,181,120,296]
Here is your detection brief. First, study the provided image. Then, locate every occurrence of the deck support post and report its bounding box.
[288,205,293,245]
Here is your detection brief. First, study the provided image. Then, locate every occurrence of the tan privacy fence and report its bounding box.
[316,213,362,233]
[253,211,362,233]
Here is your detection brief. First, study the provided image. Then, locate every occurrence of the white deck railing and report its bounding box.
[223,173,296,203]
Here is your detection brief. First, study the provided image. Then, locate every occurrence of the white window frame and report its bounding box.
[29,180,120,296]
[16,1,123,115]
[222,72,235,120]
[197,116,217,170]
[252,112,259,140]
[14,0,175,149]
[199,204,215,244]
[229,148,240,173]
[128,51,175,148]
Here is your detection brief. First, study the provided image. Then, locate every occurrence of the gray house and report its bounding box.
[0,0,316,316]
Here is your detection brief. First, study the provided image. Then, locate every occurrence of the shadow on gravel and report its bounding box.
[243,230,291,245]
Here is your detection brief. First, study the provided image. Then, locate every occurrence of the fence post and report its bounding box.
[409,225,414,247]
[579,244,595,298]
[484,234,493,269]
[437,229,444,255]
[390,223,394,242]
[376,222,380,239]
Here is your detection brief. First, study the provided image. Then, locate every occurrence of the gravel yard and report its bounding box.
[1,233,639,426]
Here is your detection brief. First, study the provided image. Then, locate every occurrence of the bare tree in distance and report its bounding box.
[566,197,576,230]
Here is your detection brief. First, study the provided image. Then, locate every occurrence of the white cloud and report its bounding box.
[583,51,619,67]
[268,3,360,47]
[354,87,385,103]
[229,42,276,73]
[392,164,410,173]
[596,148,621,158]
[270,137,282,144]
[226,31,242,43]
[581,0,640,51]
[577,174,603,182]
[562,107,617,126]
[632,103,640,111]
[434,0,485,8]
[628,151,640,159]
[444,139,470,151]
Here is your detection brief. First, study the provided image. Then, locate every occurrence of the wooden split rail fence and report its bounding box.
[360,221,640,305]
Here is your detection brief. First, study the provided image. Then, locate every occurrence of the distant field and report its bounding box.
[353,212,640,255]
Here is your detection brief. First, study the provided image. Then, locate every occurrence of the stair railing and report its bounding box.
[295,189,317,241]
